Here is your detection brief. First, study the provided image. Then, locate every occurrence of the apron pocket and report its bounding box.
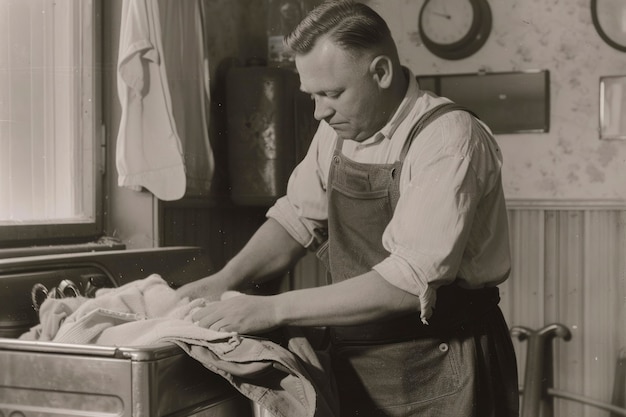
[332,183,389,200]
[332,337,463,413]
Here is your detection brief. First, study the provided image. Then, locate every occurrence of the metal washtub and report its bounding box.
[0,247,253,417]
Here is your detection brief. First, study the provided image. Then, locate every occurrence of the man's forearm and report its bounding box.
[221,218,307,290]
[273,270,422,327]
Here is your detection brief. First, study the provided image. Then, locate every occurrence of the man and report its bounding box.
[178,1,519,415]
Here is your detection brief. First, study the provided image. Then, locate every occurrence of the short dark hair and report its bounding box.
[284,0,395,56]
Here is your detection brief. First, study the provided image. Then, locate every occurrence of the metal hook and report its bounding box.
[31,283,49,312]
[58,279,81,297]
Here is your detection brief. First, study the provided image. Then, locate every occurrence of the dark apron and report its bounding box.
[317,103,519,416]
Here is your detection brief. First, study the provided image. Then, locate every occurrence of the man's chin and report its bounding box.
[332,127,355,141]
[337,131,372,143]
[331,125,376,142]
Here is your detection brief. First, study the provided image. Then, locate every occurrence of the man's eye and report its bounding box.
[309,91,340,100]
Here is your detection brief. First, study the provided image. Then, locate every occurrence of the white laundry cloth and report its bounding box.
[21,274,237,352]
[19,274,338,417]
[116,0,186,201]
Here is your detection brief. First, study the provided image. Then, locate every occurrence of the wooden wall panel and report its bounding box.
[500,205,626,417]
[160,204,267,270]
[556,211,586,417]
[502,209,546,328]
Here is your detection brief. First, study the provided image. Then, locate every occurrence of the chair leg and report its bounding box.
[511,324,572,417]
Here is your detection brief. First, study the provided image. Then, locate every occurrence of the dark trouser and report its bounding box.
[330,290,519,416]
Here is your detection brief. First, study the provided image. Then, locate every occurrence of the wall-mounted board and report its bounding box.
[417,70,550,134]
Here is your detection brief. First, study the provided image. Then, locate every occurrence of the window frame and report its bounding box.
[0,0,104,248]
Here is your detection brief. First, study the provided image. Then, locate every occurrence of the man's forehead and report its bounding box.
[296,64,344,94]
[295,41,366,92]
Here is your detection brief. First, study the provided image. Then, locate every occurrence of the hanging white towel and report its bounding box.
[116,0,186,201]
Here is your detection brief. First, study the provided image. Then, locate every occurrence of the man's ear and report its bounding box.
[369,55,393,88]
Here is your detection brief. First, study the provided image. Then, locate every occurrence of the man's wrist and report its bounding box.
[271,293,293,327]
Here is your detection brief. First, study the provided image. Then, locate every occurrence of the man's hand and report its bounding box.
[176,275,230,302]
[191,294,280,335]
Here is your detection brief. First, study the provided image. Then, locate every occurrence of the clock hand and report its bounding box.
[430,11,452,19]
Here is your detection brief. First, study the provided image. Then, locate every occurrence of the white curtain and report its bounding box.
[0,0,94,222]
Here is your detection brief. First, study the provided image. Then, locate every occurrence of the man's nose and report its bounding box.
[313,97,333,121]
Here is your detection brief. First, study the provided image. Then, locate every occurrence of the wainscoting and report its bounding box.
[503,200,626,416]
[162,199,626,416]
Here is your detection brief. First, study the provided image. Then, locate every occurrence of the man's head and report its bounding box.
[286,1,408,142]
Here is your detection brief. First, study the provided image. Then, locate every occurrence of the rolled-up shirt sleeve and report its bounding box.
[266,122,335,250]
[373,112,500,321]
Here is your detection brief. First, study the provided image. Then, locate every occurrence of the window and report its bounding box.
[0,0,102,247]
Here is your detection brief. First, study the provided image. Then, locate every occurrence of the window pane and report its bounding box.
[0,0,100,242]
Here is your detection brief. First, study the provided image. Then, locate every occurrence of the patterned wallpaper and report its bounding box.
[365,0,626,201]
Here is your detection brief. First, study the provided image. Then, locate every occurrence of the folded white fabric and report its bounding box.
[24,273,238,353]
[19,296,85,341]
[19,274,336,417]
[95,314,238,355]
[82,273,184,319]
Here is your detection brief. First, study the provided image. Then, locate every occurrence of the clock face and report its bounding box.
[592,0,626,51]
[420,0,475,45]
[418,0,492,60]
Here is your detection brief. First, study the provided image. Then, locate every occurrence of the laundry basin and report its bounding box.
[0,247,253,417]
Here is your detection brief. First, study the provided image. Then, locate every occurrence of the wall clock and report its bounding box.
[418,0,492,60]
[591,0,626,52]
